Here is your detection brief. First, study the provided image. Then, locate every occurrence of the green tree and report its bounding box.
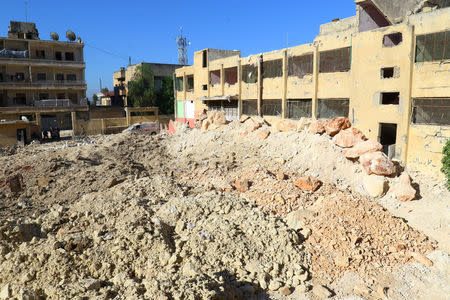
[128,64,155,107]
[155,76,174,115]
[92,94,98,106]
[442,139,450,190]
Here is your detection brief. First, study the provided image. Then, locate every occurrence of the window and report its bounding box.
[381,92,400,105]
[0,73,3,82]
[36,50,45,58]
[210,70,221,86]
[56,74,64,81]
[287,99,312,119]
[65,52,74,61]
[415,31,450,63]
[262,99,282,116]
[319,47,351,73]
[202,50,207,68]
[381,67,395,79]
[317,99,350,119]
[15,73,25,81]
[383,32,403,47]
[412,98,450,125]
[55,52,62,60]
[288,54,313,78]
[68,93,77,104]
[242,100,258,115]
[15,93,26,105]
[202,85,207,90]
[66,74,76,81]
[37,73,46,81]
[242,64,258,83]
[262,59,283,78]
[39,93,49,100]
[225,67,237,85]
[57,93,66,99]
[176,77,183,91]
[187,75,194,91]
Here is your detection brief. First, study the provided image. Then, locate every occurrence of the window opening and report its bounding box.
[383,32,403,47]
[381,92,400,105]
[319,47,351,73]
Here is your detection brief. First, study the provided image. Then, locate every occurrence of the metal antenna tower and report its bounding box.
[176,27,190,65]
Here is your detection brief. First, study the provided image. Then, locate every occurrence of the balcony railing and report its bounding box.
[34,98,88,107]
[0,78,86,86]
[0,48,84,62]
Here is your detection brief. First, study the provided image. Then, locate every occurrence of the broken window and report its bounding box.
[288,54,313,78]
[287,99,312,119]
[383,33,403,47]
[55,51,62,60]
[262,99,282,116]
[36,50,45,58]
[317,99,349,119]
[37,73,46,81]
[65,52,74,61]
[319,47,351,73]
[381,67,395,79]
[381,92,400,105]
[412,98,450,125]
[176,77,183,91]
[202,50,207,68]
[242,64,258,83]
[56,74,64,81]
[202,84,207,91]
[187,75,194,91]
[415,31,450,63]
[225,67,238,85]
[262,59,283,79]
[210,70,221,86]
[242,100,258,115]
[66,74,76,81]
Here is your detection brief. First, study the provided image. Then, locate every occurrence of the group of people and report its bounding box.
[42,126,61,140]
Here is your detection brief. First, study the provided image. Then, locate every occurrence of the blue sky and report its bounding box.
[1,0,355,99]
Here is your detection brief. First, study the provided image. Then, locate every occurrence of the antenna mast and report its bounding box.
[176,27,189,65]
[25,1,28,22]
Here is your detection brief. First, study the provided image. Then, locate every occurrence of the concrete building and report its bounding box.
[174,0,450,178]
[113,62,183,107]
[0,21,87,107]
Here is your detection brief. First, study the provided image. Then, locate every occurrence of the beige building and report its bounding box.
[175,0,450,178]
[0,21,87,107]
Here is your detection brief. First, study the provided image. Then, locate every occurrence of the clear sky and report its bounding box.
[1,0,356,99]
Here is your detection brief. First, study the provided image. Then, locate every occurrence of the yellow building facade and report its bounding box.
[174,1,450,178]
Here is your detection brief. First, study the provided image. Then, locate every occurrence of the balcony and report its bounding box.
[34,98,88,107]
[0,48,85,67]
[0,77,86,88]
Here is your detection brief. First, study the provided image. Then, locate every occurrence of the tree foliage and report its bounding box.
[155,76,174,115]
[442,139,450,190]
[92,94,98,106]
[128,64,155,107]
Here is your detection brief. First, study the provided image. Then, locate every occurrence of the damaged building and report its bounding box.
[174,0,450,178]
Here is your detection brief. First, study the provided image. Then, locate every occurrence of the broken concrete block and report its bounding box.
[8,174,23,194]
[235,178,250,192]
[276,119,296,132]
[363,174,387,198]
[37,176,52,187]
[201,120,211,131]
[390,172,416,202]
[309,120,325,135]
[324,117,351,136]
[333,127,366,148]
[213,111,227,125]
[256,129,270,140]
[294,176,321,192]
[343,139,383,159]
[360,151,396,176]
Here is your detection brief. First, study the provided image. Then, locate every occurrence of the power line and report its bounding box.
[84,43,129,61]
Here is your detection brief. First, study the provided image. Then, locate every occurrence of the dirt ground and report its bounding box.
[0,120,448,299]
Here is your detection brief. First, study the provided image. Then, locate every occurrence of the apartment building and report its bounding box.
[174,0,450,178]
[0,21,87,107]
[113,62,183,106]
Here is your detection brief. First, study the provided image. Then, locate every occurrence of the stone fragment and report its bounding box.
[105,178,118,188]
[276,119,296,132]
[285,210,308,231]
[360,151,396,176]
[294,176,321,192]
[296,117,311,132]
[333,127,366,148]
[363,175,387,198]
[353,285,371,296]
[391,172,416,202]
[201,120,211,130]
[213,111,227,125]
[37,176,52,187]
[8,174,23,194]
[309,120,325,135]
[182,262,198,277]
[198,109,208,121]
[0,284,10,300]
[324,117,351,136]
[410,252,433,266]
[268,280,282,291]
[276,171,286,180]
[274,194,285,204]
[279,286,292,296]
[235,178,250,193]
[343,139,383,159]
[334,255,349,267]
[312,284,333,298]
[256,129,270,140]
[80,278,101,291]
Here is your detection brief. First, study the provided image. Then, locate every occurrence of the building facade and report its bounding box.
[0,21,87,107]
[174,0,450,178]
[113,62,183,107]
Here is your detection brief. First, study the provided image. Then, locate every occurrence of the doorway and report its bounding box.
[379,123,397,159]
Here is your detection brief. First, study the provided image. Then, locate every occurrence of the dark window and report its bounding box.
[39,93,49,100]
[381,67,395,78]
[242,64,258,83]
[55,52,62,60]
[415,31,450,63]
[65,52,74,61]
[26,33,33,39]
[383,33,403,47]
[262,59,283,79]
[56,74,64,81]
[187,75,194,91]
[15,73,25,81]
[0,73,3,82]
[287,99,312,119]
[242,100,258,115]
[37,73,46,81]
[381,92,400,105]
[130,111,156,117]
[68,93,77,104]
[57,93,66,99]
[262,99,282,116]
[176,77,183,91]
[317,99,350,119]
[319,47,351,73]
[210,70,221,86]
[412,98,450,125]
[225,67,238,85]
[66,74,76,81]
[288,54,313,78]
[202,50,207,68]
[202,84,207,90]
[379,123,397,158]
[15,93,26,105]
[36,50,45,58]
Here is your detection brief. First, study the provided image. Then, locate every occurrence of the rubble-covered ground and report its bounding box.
[0,119,449,299]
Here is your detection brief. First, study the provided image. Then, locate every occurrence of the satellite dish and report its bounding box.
[50,32,59,41]
[66,30,76,42]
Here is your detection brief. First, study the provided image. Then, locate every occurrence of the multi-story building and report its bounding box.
[174,0,450,178]
[0,21,87,107]
[113,62,183,106]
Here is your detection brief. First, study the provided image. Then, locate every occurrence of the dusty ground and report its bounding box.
[0,120,448,299]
